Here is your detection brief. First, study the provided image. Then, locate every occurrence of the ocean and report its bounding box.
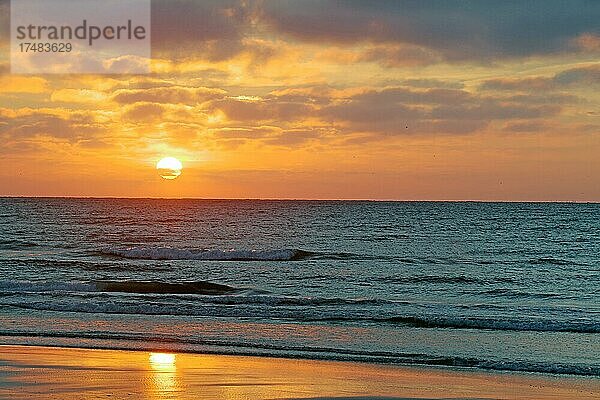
[0,198,598,376]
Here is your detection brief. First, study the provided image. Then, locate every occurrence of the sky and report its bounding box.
[0,0,599,200]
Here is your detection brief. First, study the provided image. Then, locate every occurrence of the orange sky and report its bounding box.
[1,1,599,200]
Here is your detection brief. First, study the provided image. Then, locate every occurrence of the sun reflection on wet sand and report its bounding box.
[150,352,176,367]
[148,352,179,399]
[0,346,598,400]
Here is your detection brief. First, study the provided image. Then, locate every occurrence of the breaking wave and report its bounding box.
[99,247,314,261]
[1,281,597,333]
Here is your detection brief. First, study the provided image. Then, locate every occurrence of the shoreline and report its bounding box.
[2,336,598,378]
[1,345,599,400]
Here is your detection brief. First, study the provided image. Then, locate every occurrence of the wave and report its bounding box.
[0,330,597,376]
[528,257,587,266]
[480,288,566,299]
[2,296,597,334]
[0,239,38,249]
[365,233,410,241]
[99,247,315,261]
[96,281,237,295]
[0,279,238,296]
[0,259,170,272]
[318,315,600,334]
[375,275,515,285]
[0,295,393,316]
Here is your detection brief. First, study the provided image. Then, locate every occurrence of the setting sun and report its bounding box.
[156,157,182,180]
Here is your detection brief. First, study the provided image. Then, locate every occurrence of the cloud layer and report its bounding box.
[1,1,599,199]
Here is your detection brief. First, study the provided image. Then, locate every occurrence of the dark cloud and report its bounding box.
[319,86,562,135]
[0,112,105,142]
[480,64,600,91]
[398,79,465,90]
[209,97,315,122]
[480,77,555,91]
[358,45,441,67]
[354,87,473,105]
[200,85,569,136]
[502,93,580,105]
[121,103,167,122]
[267,129,322,147]
[152,0,249,60]
[210,126,324,148]
[258,0,600,61]
[430,102,559,121]
[7,1,597,69]
[554,64,600,85]
[503,121,549,133]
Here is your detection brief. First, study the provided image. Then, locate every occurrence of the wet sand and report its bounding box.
[0,345,598,399]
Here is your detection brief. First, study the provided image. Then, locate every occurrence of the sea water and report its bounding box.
[0,198,598,376]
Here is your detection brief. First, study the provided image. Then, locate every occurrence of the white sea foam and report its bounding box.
[101,247,305,261]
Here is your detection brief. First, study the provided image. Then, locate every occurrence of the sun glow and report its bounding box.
[148,352,178,398]
[156,157,183,180]
[149,352,176,367]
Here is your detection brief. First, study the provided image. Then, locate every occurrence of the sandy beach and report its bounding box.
[0,345,598,400]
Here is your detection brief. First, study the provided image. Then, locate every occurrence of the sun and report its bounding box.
[156,157,182,180]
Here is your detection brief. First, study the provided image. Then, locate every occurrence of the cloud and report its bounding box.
[503,121,550,133]
[102,55,151,74]
[151,0,249,61]
[113,86,226,105]
[480,64,600,91]
[358,44,442,67]
[316,44,441,68]
[353,87,473,105]
[430,101,559,121]
[185,84,572,138]
[257,0,600,61]
[573,33,600,51]
[0,76,49,93]
[121,102,167,122]
[398,79,465,90]
[319,86,563,135]
[51,89,109,103]
[0,111,105,143]
[267,129,323,147]
[480,77,555,91]
[554,64,600,85]
[212,126,276,139]
[198,84,567,138]
[208,97,315,122]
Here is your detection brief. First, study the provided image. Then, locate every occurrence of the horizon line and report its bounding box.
[0,195,598,204]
